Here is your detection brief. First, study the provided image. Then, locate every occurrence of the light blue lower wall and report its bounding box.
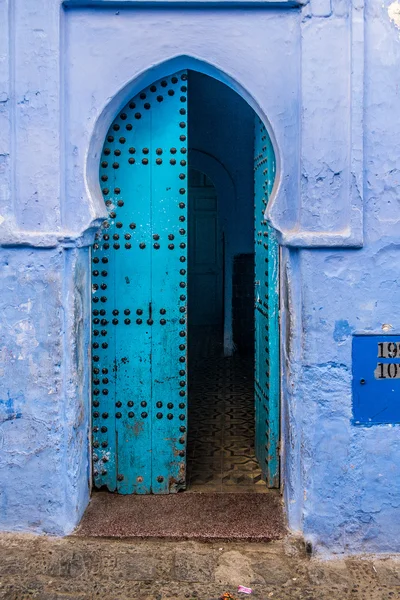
[282,241,400,554]
[282,0,400,553]
[278,0,400,555]
[0,247,90,535]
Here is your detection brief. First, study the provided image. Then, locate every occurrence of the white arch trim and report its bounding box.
[85,55,280,241]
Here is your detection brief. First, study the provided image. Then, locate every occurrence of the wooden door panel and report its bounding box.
[91,70,188,494]
[254,117,279,488]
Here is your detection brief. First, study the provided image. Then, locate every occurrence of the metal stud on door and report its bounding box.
[91,71,188,493]
[254,117,279,488]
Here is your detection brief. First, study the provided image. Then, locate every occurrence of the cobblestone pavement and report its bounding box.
[1,534,400,600]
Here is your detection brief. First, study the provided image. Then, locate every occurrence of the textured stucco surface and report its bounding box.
[0,247,90,534]
[0,0,399,553]
[279,0,400,553]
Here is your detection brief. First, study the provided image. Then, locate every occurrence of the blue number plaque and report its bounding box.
[352,334,400,425]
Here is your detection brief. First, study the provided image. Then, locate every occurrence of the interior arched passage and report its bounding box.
[189,150,236,356]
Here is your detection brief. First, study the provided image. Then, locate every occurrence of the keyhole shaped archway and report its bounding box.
[90,67,279,495]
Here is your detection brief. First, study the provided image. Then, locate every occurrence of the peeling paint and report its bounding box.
[333,320,353,343]
[0,248,90,535]
[388,1,400,30]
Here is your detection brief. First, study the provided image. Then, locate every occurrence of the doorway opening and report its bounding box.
[185,71,274,492]
[90,68,279,495]
[186,165,262,492]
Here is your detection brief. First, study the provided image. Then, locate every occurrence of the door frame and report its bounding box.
[188,168,224,328]
[189,149,237,357]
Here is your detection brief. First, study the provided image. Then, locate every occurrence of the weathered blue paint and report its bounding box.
[254,118,279,487]
[352,335,400,426]
[1,0,400,555]
[333,320,354,343]
[92,71,188,493]
[0,247,90,535]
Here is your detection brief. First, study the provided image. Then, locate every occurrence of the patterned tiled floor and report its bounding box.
[186,328,268,493]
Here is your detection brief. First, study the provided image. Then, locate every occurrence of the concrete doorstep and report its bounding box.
[0,534,400,600]
[75,492,285,542]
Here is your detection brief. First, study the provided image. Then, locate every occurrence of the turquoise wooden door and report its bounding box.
[254,117,279,488]
[91,71,188,494]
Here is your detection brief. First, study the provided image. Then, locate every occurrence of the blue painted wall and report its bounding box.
[0,247,90,534]
[280,1,400,554]
[0,0,400,553]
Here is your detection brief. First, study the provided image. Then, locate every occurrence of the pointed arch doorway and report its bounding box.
[91,69,279,494]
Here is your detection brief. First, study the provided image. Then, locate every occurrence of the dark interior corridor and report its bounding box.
[186,72,264,493]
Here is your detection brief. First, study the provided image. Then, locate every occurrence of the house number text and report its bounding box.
[375,342,400,379]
